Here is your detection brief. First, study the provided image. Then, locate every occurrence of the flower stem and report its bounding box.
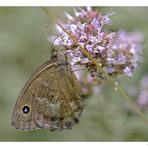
[41,7,148,125]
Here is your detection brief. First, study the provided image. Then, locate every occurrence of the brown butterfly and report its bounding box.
[12,50,83,131]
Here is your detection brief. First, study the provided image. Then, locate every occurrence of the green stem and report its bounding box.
[41,7,148,125]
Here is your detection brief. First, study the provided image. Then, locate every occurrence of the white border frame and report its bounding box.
[0,0,148,6]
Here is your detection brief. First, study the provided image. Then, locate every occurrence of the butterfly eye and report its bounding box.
[22,105,30,114]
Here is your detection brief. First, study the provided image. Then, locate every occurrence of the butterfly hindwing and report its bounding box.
[12,60,83,131]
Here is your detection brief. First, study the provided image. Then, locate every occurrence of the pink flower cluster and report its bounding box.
[54,7,143,83]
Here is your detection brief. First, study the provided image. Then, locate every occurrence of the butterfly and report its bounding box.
[12,50,83,131]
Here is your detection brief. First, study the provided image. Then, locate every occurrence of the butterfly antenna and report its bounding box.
[49,36,62,61]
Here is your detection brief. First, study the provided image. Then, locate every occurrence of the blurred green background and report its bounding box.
[0,7,148,141]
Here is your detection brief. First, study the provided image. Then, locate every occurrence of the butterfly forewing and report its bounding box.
[12,59,83,131]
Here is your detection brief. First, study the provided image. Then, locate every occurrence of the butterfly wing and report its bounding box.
[12,60,83,131]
